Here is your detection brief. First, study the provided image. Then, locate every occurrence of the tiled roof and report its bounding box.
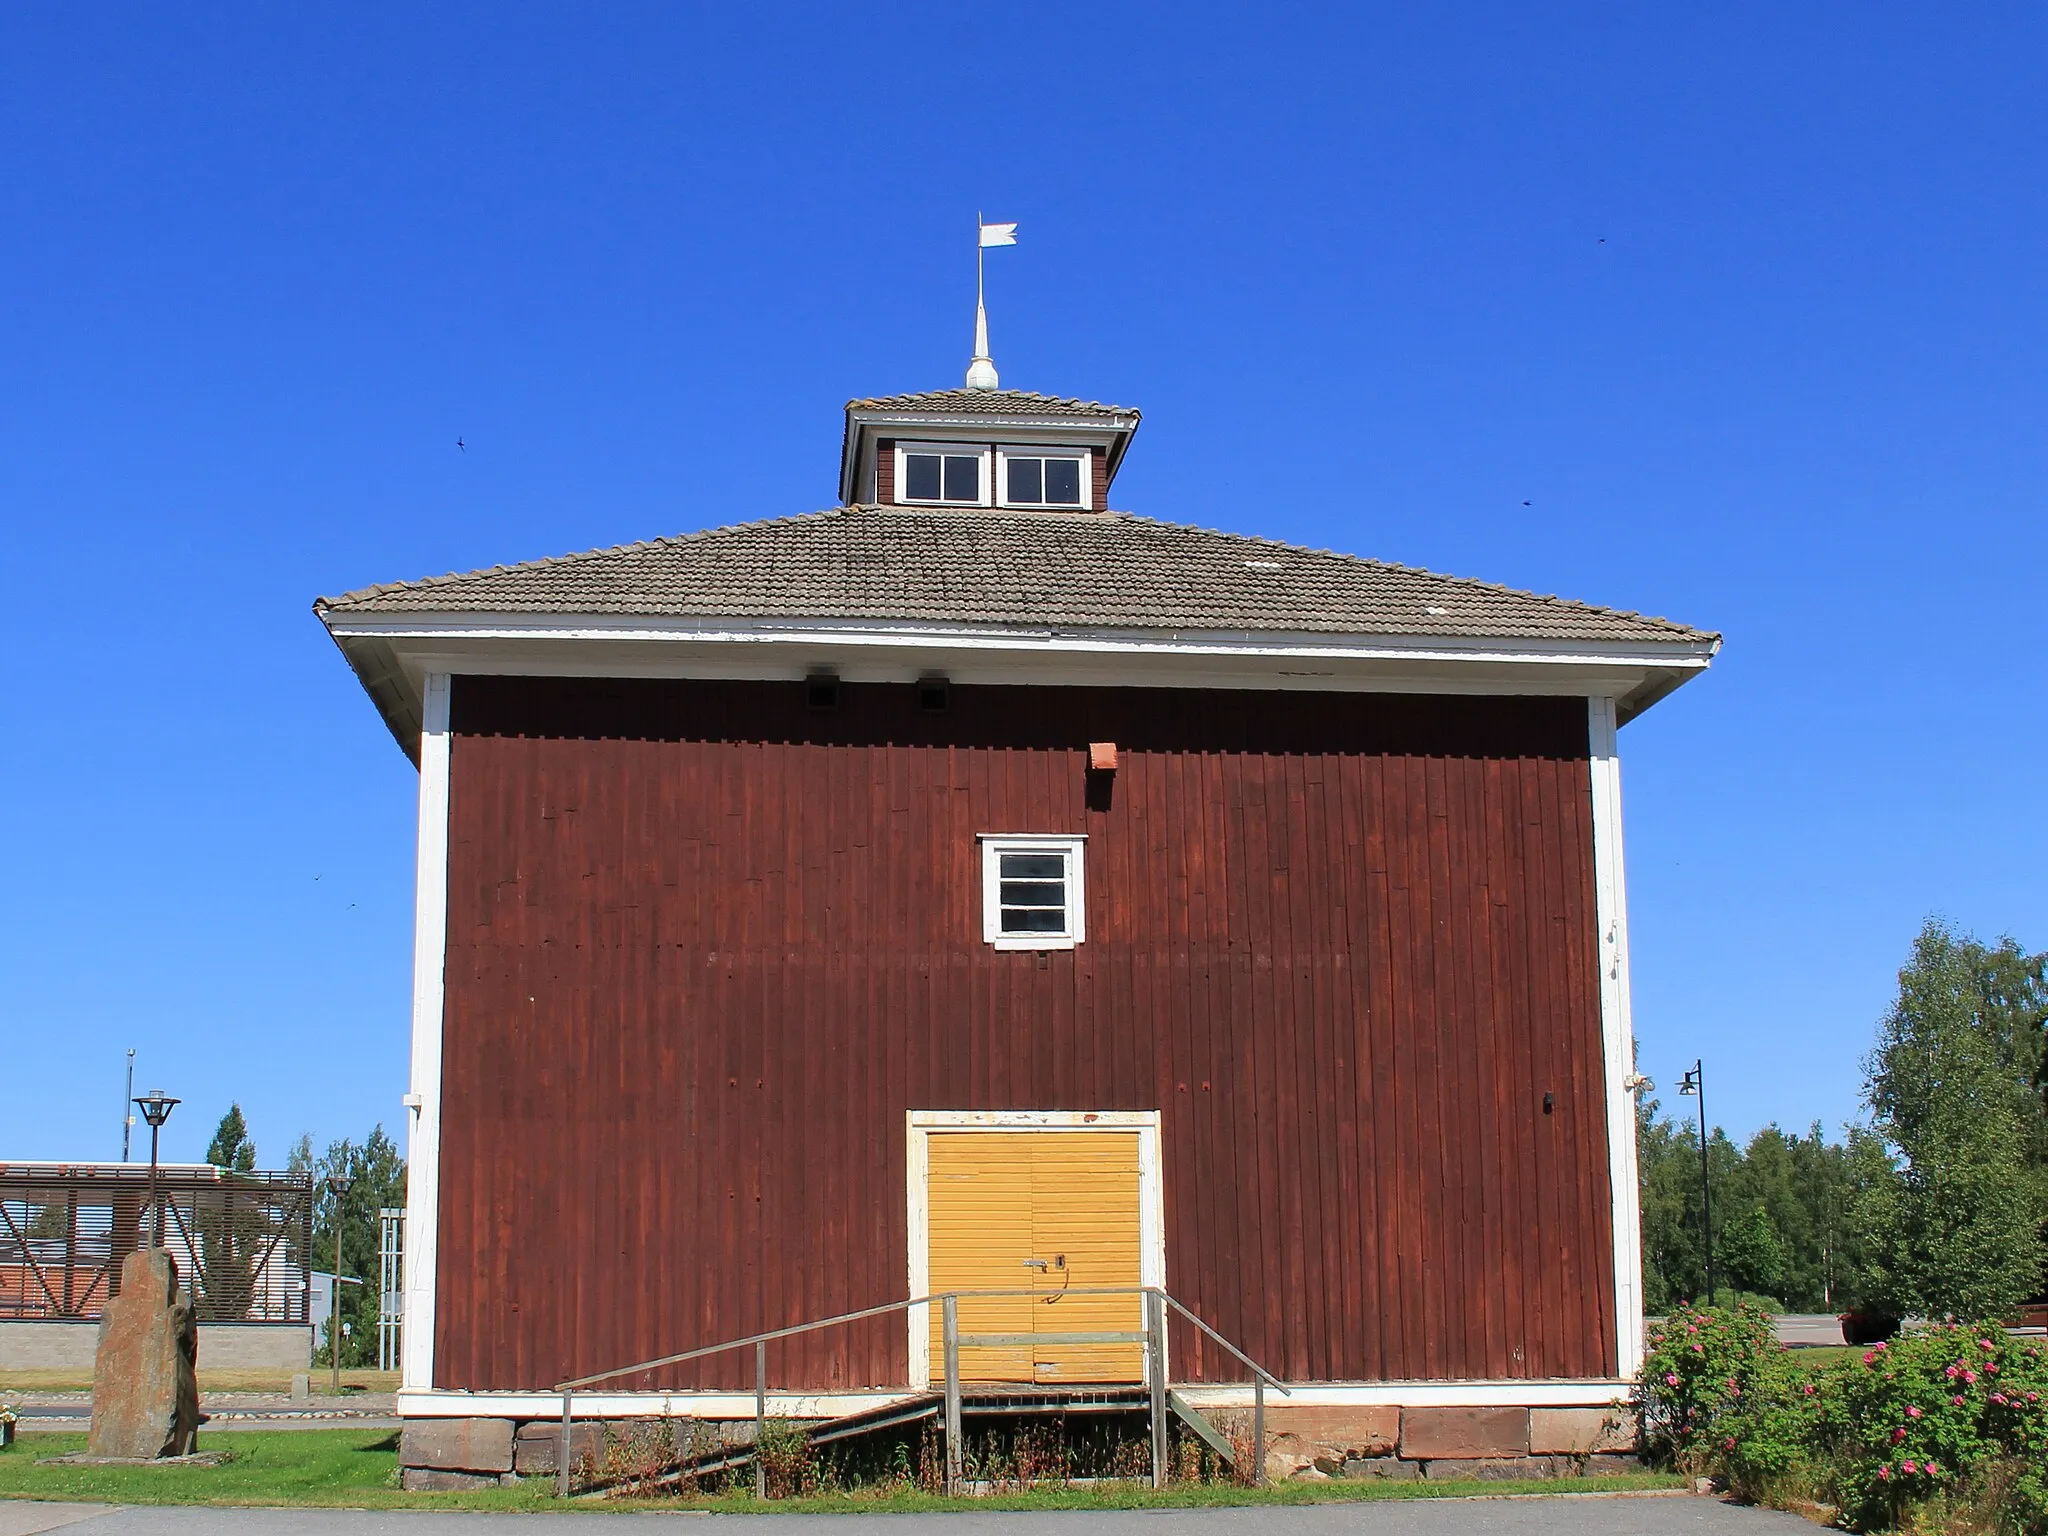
[317,508,1715,647]
[847,389,1138,419]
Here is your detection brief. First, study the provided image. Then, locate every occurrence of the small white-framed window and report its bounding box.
[978,834,1086,949]
[897,442,990,506]
[997,447,1090,509]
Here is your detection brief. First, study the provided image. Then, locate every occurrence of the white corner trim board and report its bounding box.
[401,672,452,1394]
[1587,695,1646,1381]
[903,1110,1165,1387]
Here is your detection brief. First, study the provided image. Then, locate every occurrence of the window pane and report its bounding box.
[943,455,980,501]
[1002,907,1068,933]
[1008,457,1043,504]
[1000,880,1066,907]
[905,454,941,500]
[1043,458,1082,504]
[999,854,1066,880]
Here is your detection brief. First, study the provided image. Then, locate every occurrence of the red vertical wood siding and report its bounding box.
[436,679,1616,1391]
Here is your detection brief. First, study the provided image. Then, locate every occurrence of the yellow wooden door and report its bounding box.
[926,1130,1144,1384]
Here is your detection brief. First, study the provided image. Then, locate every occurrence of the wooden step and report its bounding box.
[1167,1390,1236,1467]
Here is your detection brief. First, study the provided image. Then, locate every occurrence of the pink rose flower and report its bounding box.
[1945,1365,1960,1379]
[1879,1466,1891,1480]
[1666,1373,1679,1386]
[1906,1406,1922,1418]
[1891,1428,1906,1443]
[1902,1461,1917,1475]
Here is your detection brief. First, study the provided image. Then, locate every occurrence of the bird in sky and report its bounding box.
[456,437,465,452]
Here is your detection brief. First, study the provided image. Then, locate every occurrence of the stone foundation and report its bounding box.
[398,1403,1641,1489]
[1253,1405,1637,1483]
[400,1417,515,1474]
[512,1420,602,1477]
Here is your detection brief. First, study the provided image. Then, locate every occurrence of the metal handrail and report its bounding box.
[552,1285,1288,1499]
[555,1293,931,1390]
[1157,1291,1289,1390]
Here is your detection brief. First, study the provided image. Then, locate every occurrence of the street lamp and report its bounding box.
[121,1049,136,1163]
[134,1090,180,1249]
[1677,1062,1715,1304]
[326,1174,354,1395]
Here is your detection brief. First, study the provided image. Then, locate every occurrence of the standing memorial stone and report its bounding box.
[88,1248,199,1459]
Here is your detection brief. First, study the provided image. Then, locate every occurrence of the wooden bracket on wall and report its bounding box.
[1089,742,1119,773]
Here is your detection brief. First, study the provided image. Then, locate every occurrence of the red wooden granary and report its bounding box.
[319,378,1717,1484]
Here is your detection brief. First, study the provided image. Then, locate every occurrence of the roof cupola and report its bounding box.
[838,390,1141,512]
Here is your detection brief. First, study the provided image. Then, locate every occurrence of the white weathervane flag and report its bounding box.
[968,215,1016,387]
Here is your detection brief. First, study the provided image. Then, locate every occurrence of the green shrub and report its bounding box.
[1644,1306,2048,1532]
[1637,1300,1821,1501]
[1817,1324,2048,1534]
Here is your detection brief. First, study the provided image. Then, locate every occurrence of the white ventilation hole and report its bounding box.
[1425,605,1449,616]
[1243,559,1284,571]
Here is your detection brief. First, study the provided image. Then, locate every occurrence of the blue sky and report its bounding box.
[3,3,2043,1166]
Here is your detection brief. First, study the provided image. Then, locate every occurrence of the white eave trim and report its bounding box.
[322,610,1717,671]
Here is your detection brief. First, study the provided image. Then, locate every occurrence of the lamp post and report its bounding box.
[1677,1061,1714,1303]
[327,1174,353,1395]
[122,1050,136,1162]
[134,1090,180,1250]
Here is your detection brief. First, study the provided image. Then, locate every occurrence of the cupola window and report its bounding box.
[999,450,1087,508]
[899,444,988,505]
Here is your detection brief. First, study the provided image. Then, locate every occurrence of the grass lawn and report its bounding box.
[1784,1346,1858,1368]
[0,1430,1684,1513]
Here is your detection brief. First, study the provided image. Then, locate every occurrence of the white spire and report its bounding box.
[966,292,998,389]
[966,216,1016,390]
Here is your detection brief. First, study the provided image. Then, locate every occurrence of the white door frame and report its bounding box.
[905,1110,1165,1386]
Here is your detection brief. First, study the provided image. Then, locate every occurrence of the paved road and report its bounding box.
[0,1496,1816,1535]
